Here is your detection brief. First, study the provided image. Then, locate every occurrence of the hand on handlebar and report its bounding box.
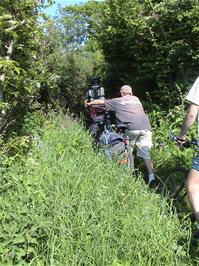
[169,131,199,148]
[176,136,187,145]
[169,132,188,146]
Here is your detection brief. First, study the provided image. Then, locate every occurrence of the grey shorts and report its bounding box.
[192,153,199,171]
[124,129,152,160]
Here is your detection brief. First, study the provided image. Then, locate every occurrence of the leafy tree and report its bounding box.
[0,0,57,132]
[37,1,108,114]
[94,0,199,105]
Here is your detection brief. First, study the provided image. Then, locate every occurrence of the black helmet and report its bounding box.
[91,77,100,86]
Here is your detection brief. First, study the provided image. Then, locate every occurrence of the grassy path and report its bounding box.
[0,112,196,265]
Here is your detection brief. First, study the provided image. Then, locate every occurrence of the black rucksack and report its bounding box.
[88,85,105,101]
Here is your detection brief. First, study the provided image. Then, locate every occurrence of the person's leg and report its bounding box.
[125,129,156,182]
[143,158,154,174]
[187,168,199,242]
[188,154,199,222]
[124,129,138,152]
[187,169,199,222]
[143,158,156,185]
[136,130,156,185]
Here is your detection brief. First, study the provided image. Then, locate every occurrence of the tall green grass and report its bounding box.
[0,112,194,265]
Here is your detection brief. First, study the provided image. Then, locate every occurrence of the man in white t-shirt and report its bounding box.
[177,76,199,238]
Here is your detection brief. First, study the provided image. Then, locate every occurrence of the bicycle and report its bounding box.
[96,110,135,172]
[161,133,199,213]
[115,123,135,171]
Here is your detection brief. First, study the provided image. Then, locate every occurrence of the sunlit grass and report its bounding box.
[0,111,195,265]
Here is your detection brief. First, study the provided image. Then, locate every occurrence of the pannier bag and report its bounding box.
[99,130,125,157]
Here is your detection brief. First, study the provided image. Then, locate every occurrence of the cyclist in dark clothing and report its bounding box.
[84,77,106,137]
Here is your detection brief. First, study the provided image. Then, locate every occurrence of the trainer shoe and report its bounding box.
[149,179,159,189]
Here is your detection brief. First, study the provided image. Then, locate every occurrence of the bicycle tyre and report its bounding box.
[126,146,135,171]
[161,167,189,213]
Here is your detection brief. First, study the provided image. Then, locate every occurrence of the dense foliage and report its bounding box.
[97,0,199,103]
[0,1,52,130]
[1,0,199,130]
[63,0,199,106]
[1,1,199,263]
[0,0,100,135]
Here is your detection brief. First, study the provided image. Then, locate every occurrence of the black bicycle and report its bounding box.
[161,133,199,213]
[114,123,135,170]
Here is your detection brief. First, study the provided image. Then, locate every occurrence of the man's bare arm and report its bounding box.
[178,103,199,139]
[84,99,89,107]
[87,99,105,105]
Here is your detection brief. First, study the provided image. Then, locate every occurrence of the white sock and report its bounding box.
[148,173,155,183]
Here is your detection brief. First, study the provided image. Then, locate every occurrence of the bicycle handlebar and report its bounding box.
[91,104,106,110]
[169,132,199,147]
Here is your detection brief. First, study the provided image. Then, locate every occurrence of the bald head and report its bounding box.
[120,85,133,95]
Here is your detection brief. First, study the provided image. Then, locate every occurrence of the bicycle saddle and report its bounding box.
[117,123,128,130]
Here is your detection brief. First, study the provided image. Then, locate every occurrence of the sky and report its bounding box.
[45,0,91,16]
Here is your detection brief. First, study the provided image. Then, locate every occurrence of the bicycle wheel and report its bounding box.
[117,147,135,172]
[161,167,189,213]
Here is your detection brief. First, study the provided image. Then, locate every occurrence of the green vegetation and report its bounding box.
[1,0,199,264]
[1,0,199,129]
[0,111,196,265]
